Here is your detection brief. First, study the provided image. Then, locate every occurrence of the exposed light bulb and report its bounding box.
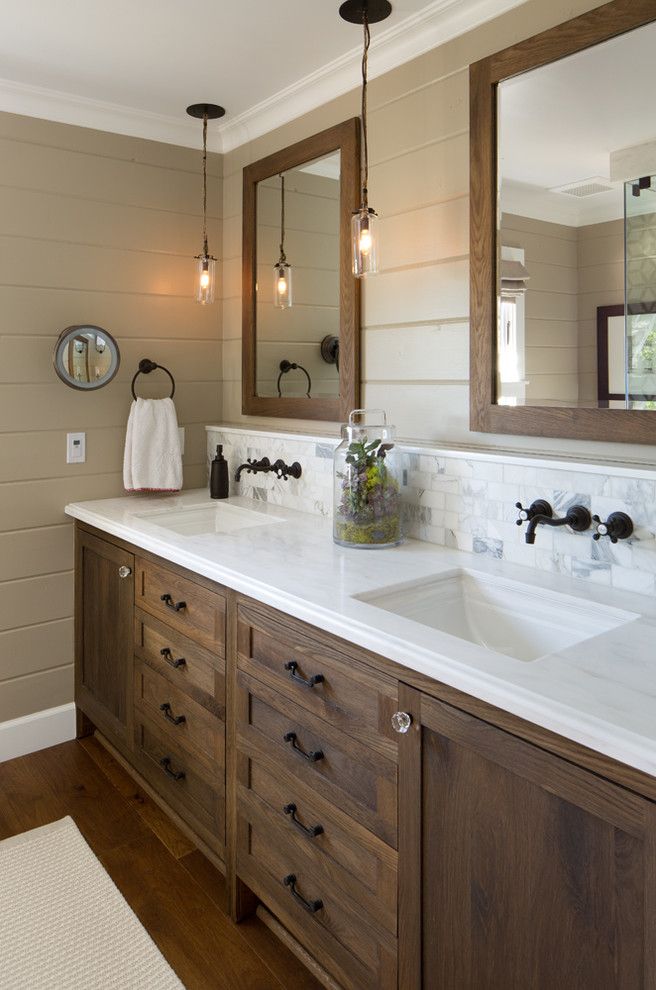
[273,262,292,309]
[351,208,379,277]
[195,254,216,304]
[359,228,372,255]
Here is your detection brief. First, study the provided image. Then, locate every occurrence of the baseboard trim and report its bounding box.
[0,703,76,763]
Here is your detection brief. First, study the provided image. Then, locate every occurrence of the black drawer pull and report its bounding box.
[283,874,323,914]
[160,593,186,612]
[159,702,186,726]
[160,647,186,669]
[283,732,324,763]
[284,661,324,688]
[159,756,185,781]
[283,803,324,839]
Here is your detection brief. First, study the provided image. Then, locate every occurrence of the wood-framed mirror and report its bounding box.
[470,0,656,444]
[242,118,361,421]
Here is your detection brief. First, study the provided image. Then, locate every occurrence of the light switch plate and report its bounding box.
[66,432,86,464]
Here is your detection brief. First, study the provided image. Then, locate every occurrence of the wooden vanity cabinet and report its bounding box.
[398,684,656,990]
[75,527,135,749]
[74,522,656,990]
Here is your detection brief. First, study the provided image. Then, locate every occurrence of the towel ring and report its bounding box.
[131,358,176,400]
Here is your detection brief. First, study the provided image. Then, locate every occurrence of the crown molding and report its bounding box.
[0,76,221,152]
[0,0,527,154]
[216,0,528,152]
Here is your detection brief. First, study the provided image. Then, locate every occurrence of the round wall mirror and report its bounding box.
[53,325,120,390]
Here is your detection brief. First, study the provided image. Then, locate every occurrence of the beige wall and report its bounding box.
[577,217,624,404]
[501,213,579,406]
[220,0,655,462]
[500,213,625,408]
[0,112,221,722]
[256,169,339,397]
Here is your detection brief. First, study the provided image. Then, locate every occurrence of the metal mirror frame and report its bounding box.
[469,0,656,445]
[53,324,120,391]
[242,118,361,421]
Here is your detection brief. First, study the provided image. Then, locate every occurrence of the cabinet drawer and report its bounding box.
[237,601,398,760]
[133,714,225,855]
[239,753,397,934]
[136,557,225,653]
[134,609,225,717]
[237,672,397,847]
[134,661,225,770]
[237,809,397,990]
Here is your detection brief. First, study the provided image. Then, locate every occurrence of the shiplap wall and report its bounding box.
[578,217,624,404]
[502,213,579,406]
[0,112,221,722]
[220,0,656,463]
[256,170,339,397]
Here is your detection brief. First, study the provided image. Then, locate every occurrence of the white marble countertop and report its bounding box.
[66,490,656,777]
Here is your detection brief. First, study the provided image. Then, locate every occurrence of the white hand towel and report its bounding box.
[123,397,183,493]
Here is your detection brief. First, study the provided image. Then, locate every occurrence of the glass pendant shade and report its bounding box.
[195,254,216,305]
[273,261,292,309]
[351,207,379,277]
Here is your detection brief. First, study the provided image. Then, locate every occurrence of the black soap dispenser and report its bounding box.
[210,445,229,499]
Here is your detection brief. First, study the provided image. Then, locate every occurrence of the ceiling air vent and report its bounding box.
[550,177,615,197]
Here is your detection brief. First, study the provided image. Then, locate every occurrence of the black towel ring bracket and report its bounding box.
[131,358,176,400]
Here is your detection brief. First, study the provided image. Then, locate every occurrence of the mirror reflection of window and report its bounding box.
[255,151,341,399]
[496,20,656,411]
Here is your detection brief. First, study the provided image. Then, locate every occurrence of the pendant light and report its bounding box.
[340,0,392,277]
[186,103,225,304]
[274,173,293,308]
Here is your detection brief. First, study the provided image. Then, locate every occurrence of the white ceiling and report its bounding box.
[500,20,656,226]
[0,0,526,152]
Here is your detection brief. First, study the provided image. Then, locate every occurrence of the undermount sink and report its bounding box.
[355,568,638,662]
[134,502,284,537]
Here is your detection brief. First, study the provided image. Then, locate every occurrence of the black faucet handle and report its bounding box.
[515,499,553,526]
[592,511,634,544]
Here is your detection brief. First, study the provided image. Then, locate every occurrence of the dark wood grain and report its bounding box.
[135,555,226,654]
[75,527,134,749]
[401,689,656,988]
[0,739,321,990]
[242,117,361,422]
[237,599,399,761]
[470,0,656,444]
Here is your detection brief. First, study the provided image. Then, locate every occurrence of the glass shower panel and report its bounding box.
[625,176,656,410]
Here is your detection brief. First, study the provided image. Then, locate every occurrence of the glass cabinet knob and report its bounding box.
[391,711,412,734]
[118,565,132,579]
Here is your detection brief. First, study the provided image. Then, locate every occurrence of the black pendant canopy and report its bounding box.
[339,0,392,24]
[186,103,226,120]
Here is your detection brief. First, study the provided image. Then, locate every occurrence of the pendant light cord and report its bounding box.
[202,113,209,256]
[361,12,371,212]
[279,173,287,264]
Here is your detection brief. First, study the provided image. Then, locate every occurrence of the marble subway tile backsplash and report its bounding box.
[207,426,656,596]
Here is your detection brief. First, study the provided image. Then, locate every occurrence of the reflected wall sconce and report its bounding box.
[274,173,293,308]
[339,0,392,277]
[186,102,225,304]
[321,334,340,372]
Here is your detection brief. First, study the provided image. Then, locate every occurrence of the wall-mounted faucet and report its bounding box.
[523,503,592,545]
[235,456,302,483]
[592,512,634,544]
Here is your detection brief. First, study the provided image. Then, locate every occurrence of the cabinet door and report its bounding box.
[398,684,656,990]
[75,528,134,748]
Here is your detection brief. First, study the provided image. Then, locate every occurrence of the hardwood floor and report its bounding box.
[0,737,322,990]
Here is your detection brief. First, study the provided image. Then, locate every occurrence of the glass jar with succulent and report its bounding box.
[333,409,404,548]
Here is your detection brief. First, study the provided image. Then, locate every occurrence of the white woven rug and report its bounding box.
[0,816,184,989]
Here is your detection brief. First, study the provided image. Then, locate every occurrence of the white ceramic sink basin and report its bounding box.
[356,568,638,662]
[134,502,284,537]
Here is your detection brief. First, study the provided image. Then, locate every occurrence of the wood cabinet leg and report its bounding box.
[76,707,95,739]
[228,873,258,923]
